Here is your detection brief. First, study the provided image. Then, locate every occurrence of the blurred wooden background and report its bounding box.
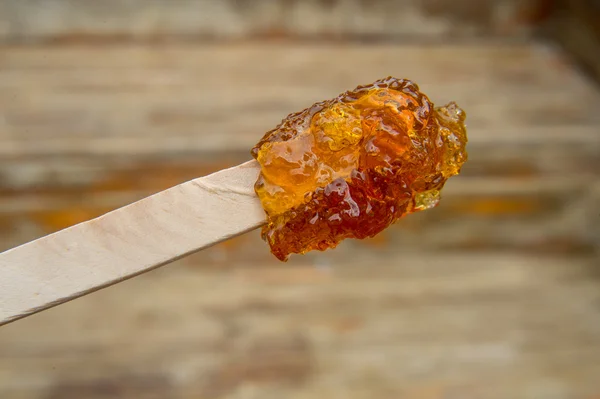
[0,1,599,398]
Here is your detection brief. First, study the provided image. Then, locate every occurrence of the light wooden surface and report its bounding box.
[0,41,599,398]
[0,161,263,326]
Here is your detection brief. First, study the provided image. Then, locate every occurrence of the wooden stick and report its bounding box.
[0,160,265,326]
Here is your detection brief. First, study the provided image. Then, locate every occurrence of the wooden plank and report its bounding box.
[0,127,597,191]
[0,44,598,157]
[0,0,543,43]
[0,253,599,398]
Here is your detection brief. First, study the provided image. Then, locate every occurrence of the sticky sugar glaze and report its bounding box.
[251,77,468,261]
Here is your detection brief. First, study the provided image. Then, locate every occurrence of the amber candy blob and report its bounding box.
[251,77,468,261]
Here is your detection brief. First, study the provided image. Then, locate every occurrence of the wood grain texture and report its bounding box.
[0,161,264,326]
[1,253,599,399]
[0,40,599,398]
[1,43,598,255]
[0,0,544,43]
[1,44,598,157]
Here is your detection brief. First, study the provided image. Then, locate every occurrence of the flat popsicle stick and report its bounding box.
[0,160,265,326]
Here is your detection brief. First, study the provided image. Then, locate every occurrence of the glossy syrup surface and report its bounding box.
[251,77,468,261]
